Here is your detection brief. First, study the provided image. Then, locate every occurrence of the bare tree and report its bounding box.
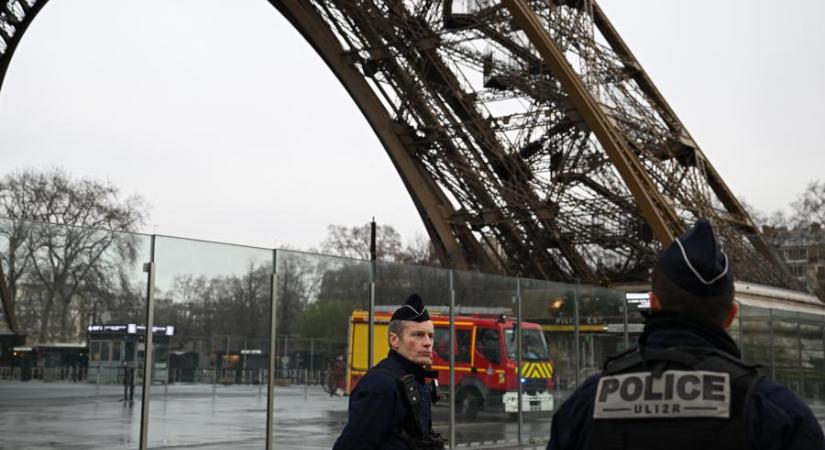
[222,263,271,343]
[158,263,274,364]
[397,232,439,266]
[0,219,31,333]
[0,169,147,342]
[320,223,402,261]
[792,181,825,227]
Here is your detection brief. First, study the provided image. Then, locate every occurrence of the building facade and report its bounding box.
[766,223,825,302]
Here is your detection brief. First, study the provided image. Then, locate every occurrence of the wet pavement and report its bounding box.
[0,382,552,449]
[2,381,823,449]
[0,382,339,449]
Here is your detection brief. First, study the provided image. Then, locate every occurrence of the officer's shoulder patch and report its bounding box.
[593,370,730,420]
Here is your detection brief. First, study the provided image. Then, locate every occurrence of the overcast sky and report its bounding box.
[1,0,823,251]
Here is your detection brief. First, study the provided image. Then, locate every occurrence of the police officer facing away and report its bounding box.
[333,294,446,450]
[548,219,825,450]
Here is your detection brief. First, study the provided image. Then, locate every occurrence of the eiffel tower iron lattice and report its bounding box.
[0,0,799,289]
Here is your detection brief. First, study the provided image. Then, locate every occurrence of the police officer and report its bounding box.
[333,294,445,450]
[548,219,825,450]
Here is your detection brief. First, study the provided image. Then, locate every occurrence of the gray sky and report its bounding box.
[1,0,823,251]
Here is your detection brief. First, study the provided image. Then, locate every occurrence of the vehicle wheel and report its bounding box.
[457,389,481,421]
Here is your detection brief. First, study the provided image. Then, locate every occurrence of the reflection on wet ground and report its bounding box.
[2,382,823,449]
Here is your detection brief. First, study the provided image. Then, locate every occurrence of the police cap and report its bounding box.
[391,294,431,322]
[656,219,733,298]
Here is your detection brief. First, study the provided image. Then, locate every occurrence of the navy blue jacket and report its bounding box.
[548,314,825,450]
[333,350,436,450]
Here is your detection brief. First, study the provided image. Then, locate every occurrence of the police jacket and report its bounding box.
[547,313,825,450]
[333,349,437,450]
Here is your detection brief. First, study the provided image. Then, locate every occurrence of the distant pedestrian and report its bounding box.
[122,361,129,401]
[122,360,135,403]
[333,294,445,449]
[547,219,825,450]
[327,355,345,397]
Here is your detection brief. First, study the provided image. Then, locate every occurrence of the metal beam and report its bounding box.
[268,0,487,271]
[591,1,799,288]
[501,0,683,246]
[0,0,49,95]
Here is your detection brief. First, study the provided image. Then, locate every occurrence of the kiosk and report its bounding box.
[87,323,174,384]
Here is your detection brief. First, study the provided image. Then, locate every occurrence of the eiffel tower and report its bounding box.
[0,0,798,289]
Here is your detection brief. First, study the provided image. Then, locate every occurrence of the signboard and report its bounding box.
[594,370,730,419]
[626,292,650,310]
[606,323,644,334]
[88,324,175,336]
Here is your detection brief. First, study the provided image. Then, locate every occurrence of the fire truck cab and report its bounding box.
[348,308,555,420]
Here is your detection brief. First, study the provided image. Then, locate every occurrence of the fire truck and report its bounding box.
[347,308,555,420]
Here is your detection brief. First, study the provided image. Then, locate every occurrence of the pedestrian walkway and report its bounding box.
[2,381,823,449]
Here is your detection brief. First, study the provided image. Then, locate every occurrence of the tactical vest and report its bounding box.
[583,346,761,450]
[371,367,446,450]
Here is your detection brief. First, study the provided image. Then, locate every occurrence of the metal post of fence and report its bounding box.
[283,335,288,378]
[224,336,231,385]
[574,281,580,387]
[516,278,523,447]
[139,235,158,450]
[797,312,803,395]
[368,219,376,369]
[769,309,776,380]
[622,295,630,349]
[448,270,456,450]
[265,250,278,450]
[310,338,315,382]
[95,365,100,399]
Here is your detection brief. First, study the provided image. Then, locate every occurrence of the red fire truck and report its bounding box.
[347,308,555,419]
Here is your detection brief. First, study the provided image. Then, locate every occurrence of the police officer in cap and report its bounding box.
[547,219,824,450]
[333,294,446,449]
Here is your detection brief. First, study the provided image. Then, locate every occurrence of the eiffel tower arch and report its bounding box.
[0,0,799,290]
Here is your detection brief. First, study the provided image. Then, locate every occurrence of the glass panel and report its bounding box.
[100,341,111,362]
[0,218,150,449]
[90,341,101,361]
[274,250,371,449]
[576,285,626,380]
[373,261,450,443]
[772,309,802,395]
[111,341,122,362]
[520,277,577,447]
[151,236,272,448]
[451,270,518,447]
[798,313,825,402]
[739,305,773,375]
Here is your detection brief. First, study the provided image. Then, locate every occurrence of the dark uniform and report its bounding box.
[547,220,825,450]
[333,349,437,449]
[334,293,443,450]
[547,313,825,450]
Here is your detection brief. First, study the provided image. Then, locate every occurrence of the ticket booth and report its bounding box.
[87,324,174,384]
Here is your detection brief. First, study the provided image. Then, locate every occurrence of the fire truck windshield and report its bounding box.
[505,329,549,361]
